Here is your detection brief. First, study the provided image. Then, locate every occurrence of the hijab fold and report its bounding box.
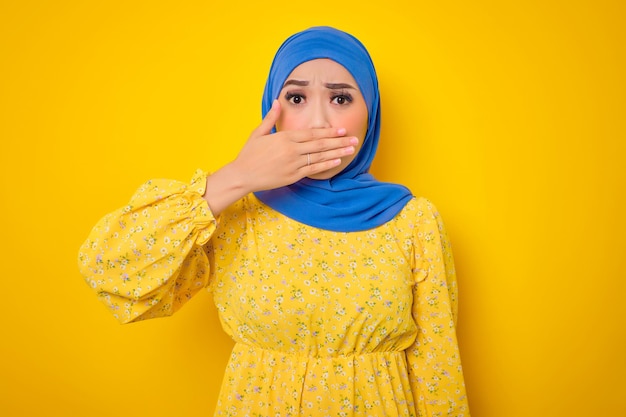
[254,26,413,232]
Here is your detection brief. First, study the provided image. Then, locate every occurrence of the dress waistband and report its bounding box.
[233,341,407,360]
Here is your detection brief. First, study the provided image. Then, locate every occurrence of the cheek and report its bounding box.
[276,110,304,131]
[341,109,369,139]
[276,105,369,135]
[339,98,369,139]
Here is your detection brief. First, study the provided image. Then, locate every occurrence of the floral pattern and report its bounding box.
[78,170,470,416]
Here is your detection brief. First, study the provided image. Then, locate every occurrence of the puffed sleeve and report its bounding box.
[406,198,470,416]
[77,170,216,324]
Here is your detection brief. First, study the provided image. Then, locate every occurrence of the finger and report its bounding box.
[287,127,348,143]
[251,100,281,137]
[301,136,359,154]
[306,144,356,166]
[302,158,343,174]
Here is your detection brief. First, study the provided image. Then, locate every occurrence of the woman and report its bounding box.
[78,26,470,416]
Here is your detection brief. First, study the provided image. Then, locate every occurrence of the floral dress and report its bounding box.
[78,170,470,417]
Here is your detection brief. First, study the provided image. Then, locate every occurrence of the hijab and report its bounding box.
[254,26,413,232]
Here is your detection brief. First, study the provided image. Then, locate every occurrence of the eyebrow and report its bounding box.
[282,79,356,90]
[283,79,308,87]
[325,83,356,90]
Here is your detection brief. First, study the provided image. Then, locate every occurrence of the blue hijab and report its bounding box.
[254,26,413,232]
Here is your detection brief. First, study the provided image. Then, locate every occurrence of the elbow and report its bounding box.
[94,291,154,324]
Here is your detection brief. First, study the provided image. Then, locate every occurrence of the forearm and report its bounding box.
[203,161,250,217]
[79,172,216,323]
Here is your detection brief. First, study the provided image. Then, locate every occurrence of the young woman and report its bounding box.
[79,26,470,416]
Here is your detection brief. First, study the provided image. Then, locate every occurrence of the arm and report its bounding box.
[79,102,356,322]
[78,170,216,324]
[203,100,358,216]
[406,198,470,416]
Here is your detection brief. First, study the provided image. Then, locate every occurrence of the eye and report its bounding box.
[332,94,353,105]
[285,92,305,105]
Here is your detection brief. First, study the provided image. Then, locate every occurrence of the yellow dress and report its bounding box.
[78,170,470,417]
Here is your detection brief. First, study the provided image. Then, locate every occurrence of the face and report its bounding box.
[276,58,369,180]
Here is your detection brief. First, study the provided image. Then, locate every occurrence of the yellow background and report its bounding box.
[1,1,624,416]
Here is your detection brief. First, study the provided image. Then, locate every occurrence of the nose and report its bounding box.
[308,99,331,129]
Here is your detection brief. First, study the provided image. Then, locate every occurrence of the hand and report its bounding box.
[203,100,358,216]
[231,99,358,192]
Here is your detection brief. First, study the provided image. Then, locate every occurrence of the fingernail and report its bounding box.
[337,128,347,135]
[349,137,358,145]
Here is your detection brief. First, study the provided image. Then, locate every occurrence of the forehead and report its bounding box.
[286,58,357,83]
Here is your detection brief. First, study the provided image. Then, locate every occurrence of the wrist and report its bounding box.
[203,162,249,216]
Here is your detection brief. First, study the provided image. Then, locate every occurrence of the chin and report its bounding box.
[306,166,344,181]
[306,173,332,180]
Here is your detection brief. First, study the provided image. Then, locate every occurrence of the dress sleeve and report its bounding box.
[77,170,216,324]
[406,198,470,416]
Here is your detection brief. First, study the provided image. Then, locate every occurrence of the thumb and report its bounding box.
[252,99,281,138]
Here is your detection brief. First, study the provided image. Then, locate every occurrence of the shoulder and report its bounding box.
[377,197,440,250]
[392,196,441,226]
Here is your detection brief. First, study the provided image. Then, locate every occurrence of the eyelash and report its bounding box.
[284,92,305,105]
[332,93,353,105]
[284,92,353,105]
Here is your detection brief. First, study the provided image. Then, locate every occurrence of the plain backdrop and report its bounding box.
[1,1,624,416]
